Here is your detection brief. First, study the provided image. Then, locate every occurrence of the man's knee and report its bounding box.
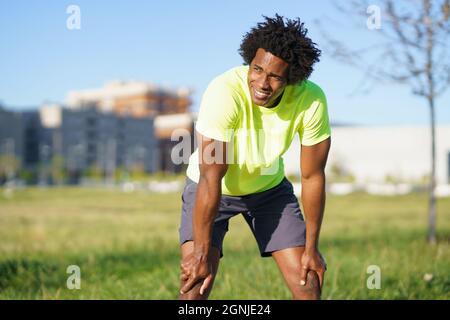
[178,281,208,300]
[178,247,220,300]
[291,270,321,300]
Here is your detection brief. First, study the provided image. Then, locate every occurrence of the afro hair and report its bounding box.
[239,14,321,84]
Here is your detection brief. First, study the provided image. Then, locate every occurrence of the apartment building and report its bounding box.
[66,80,191,117]
[36,104,157,181]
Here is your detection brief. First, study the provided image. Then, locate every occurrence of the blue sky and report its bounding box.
[1,0,449,126]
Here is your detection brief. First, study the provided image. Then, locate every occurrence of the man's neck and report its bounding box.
[263,90,284,109]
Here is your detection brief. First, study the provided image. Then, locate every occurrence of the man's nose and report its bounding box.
[256,74,270,90]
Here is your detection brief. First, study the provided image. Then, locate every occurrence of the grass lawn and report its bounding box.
[0,186,449,299]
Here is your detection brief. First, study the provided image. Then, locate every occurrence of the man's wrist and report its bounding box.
[305,241,319,252]
[193,242,211,256]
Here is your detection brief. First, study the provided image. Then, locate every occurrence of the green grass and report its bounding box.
[0,187,449,299]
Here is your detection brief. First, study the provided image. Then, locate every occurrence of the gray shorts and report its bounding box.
[178,177,306,257]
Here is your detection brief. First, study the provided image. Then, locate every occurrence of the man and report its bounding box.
[178,14,331,300]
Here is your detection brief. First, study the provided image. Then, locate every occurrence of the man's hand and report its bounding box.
[180,251,213,295]
[299,248,327,289]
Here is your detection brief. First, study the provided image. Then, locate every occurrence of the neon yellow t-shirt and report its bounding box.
[186,65,331,196]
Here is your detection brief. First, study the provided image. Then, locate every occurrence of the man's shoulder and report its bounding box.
[292,79,326,100]
[206,65,249,98]
[283,80,327,116]
[211,65,248,86]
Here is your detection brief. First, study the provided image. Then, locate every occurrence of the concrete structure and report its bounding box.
[0,107,23,160]
[154,113,195,173]
[0,107,23,182]
[38,105,157,181]
[66,80,192,118]
[64,80,196,175]
[21,110,43,168]
[283,126,450,184]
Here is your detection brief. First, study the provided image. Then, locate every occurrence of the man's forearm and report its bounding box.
[192,175,222,255]
[301,173,326,250]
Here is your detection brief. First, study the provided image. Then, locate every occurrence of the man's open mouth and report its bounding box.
[253,87,271,100]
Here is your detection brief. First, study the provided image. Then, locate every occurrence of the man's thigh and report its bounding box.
[179,178,244,257]
[241,178,307,257]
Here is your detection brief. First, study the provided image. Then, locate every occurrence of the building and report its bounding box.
[37,104,157,182]
[2,78,197,182]
[0,107,23,159]
[21,110,44,168]
[154,113,196,173]
[0,107,23,182]
[66,80,192,117]
[65,80,195,174]
[283,126,450,184]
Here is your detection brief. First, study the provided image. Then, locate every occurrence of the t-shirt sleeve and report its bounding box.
[298,89,331,146]
[195,77,240,142]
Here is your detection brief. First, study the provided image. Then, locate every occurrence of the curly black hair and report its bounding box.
[239,14,321,85]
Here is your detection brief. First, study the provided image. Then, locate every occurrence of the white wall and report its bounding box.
[283,126,450,184]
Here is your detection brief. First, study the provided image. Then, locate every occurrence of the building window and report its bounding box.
[87,118,97,127]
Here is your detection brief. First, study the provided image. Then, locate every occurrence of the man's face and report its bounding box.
[247,48,289,108]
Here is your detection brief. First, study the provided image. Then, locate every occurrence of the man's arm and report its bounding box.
[180,132,228,295]
[299,137,331,288]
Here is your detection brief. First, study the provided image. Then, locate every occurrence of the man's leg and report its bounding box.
[272,247,321,300]
[178,241,221,300]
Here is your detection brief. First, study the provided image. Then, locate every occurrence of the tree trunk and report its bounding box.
[425,0,437,244]
[427,97,437,244]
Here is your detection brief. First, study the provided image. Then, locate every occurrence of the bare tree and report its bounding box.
[317,0,450,243]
